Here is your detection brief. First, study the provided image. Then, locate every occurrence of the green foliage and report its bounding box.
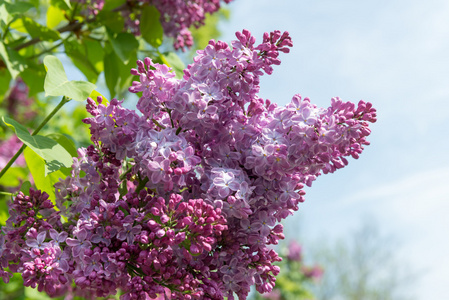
[0,42,25,79]
[107,30,139,64]
[43,55,96,101]
[23,146,70,201]
[22,17,60,41]
[64,38,104,83]
[140,5,163,48]
[2,116,73,175]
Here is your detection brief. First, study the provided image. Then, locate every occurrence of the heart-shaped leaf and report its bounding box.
[43,55,96,101]
[2,116,73,176]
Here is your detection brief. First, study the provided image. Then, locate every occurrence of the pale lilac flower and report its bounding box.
[26,231,47,250]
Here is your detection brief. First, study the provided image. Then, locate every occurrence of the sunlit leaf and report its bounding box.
[46,5,65,29]
[43,55,96,101]
[0,42,26,79]
[23,147,69,202]
[0,167,28,187]
[46,133,78,157]
[89,89,109,104]
[2,116,73,176]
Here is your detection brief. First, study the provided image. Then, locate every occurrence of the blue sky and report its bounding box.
[219,0,449,299]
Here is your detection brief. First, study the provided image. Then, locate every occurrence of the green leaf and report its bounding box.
[2,116,73,176]
[22,17,60,41]
[23,147,68,202]
[0,68,11,97]
[0,1,34,25]
[43,55,96,101]
[103,49,120,98]
[46,5,65,29]
[97,10,124,34]
[0,42,26,79]
[89,89,109,104]
[140,5,163,48]
[20,62,45,96]
[46,133,78,157]
[63,39,103,83]
[160,52,185,79]
[0,197,10,226]
[107,30,139,64]
[50,0,71,10]
[85,39,104,73]
[0,167,28,187]
[102,0,126,10]
[0,2,12,26]
[20,180,31,194]
[119,52,137,90]
[62,0,71,9]
[25,284,54,300]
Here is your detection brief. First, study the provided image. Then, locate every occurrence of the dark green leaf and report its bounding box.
[107,30,138,64]
[104,49,120,98]
[64,39,102,83]
[120,51,138,89]
[50,0,71,10]
[20,62,45,96]
[2,116,73,176]
[43,55,96,101]
[98,10,124,34]
[85,39,104,74]
[22,17,60,41]
[1,1,34,18]
[102,0,126,10]
[140,5,163,48]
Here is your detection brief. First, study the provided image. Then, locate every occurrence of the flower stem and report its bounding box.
[0,96,70,180]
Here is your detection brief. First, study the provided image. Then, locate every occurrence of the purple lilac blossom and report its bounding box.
[72,0,233,50]
[0,29,376,300]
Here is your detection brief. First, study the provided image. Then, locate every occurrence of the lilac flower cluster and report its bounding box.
[73,0,233,50]
[0,30,376,299]
[0,135,25,169]
[3,78,37,123]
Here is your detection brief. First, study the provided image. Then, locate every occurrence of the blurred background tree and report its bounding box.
[309,221,416,300]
